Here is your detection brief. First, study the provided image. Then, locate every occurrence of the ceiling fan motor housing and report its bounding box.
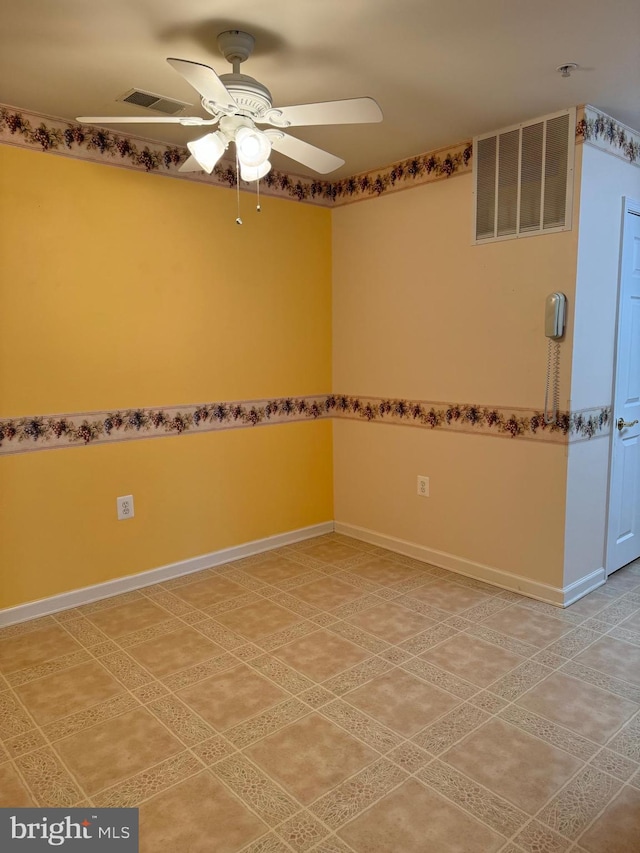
[217,73,273,119]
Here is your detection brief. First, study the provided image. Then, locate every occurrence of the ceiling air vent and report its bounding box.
[117,89,191,116]
[473,108,575,243]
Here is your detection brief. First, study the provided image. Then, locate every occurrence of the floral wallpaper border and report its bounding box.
[3,102,638,210]
[0,103,472,207]
[576,104,640,168]
[0,395,611,456]
[0,396,330,456]
[331,397,611,443]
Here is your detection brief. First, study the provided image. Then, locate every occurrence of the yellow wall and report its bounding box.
[332,171,580,587]
[0,145,333,609]
[1,147,331,414]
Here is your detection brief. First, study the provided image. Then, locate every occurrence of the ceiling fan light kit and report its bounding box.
[76,28,383,194]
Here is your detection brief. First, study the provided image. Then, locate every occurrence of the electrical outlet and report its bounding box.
[417,475,429,497]
[117,495,134,520]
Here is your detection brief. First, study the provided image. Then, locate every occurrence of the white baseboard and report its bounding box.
[0,521,334,628]
[1,519,606,627]
[562,567,607,606]
[335,522,605,607]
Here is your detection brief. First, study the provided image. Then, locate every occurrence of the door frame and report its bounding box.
[605,195,640,575]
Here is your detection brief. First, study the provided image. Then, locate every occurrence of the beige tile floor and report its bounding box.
[1,533,640,852]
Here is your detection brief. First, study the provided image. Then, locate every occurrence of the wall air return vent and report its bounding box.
[117,89,192,116]
[473,108,575,243]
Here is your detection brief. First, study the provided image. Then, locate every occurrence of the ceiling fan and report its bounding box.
[77,30,383,180]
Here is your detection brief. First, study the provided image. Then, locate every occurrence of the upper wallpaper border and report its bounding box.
[2,103,637,209]
[0,395,611,456]
[577,105,640,168]
[0,103,472,207]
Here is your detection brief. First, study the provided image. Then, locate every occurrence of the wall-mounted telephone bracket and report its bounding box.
[545,292,566,339]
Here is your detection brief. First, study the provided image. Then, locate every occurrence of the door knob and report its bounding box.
[617,417,639,431]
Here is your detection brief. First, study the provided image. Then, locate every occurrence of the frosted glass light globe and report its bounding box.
[240,160,271,182]
[187,131,226,173]
[235,127,271,167]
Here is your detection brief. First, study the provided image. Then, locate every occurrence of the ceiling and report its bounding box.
[1,0,639,179]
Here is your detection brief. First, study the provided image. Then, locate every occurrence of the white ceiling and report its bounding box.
[1,0,639,179]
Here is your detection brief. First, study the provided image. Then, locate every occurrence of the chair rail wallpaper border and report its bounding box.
[331,397,610,444]
[0,396,332,455]
[0,395,611,456]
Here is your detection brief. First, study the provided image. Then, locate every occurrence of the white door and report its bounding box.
[607,199,640,574]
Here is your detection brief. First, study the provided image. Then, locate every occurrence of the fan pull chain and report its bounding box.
[235,152,242,225]
[256,179,261,213]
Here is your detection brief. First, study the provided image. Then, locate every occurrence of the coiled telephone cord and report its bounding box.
[544,338,561,424]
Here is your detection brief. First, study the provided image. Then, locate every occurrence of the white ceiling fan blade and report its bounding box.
[167,58,237,113]
[261,97,382,128]
[267,132,344,174]
[179,155,204,173]
[77,116,213,125]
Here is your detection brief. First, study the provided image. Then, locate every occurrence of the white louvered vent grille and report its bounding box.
[117,89,191,116]
[473,109,575,243]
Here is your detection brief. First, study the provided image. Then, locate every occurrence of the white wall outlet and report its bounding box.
[117,495,135,520]
[417,475,430,497]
